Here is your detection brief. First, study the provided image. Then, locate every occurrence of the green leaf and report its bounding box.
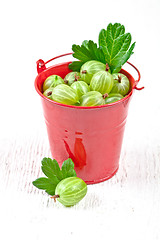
[41,157,62,181]
[82,40,89,49]
[61,158,77,178]
[32,158,77,196]
[70,23,135,73]
[32,177,57,195]
[98,22,135,73]
[69,40,106,72]
[69,61,84,71]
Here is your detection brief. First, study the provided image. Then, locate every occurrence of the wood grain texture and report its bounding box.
[0,119,160,240]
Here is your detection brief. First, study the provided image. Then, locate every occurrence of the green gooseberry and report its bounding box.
[105,93,124,104]
[90,70,114,94]
[110,73,130,96]
[64,72,81,86]
[71,81,90,98]
[43,75,64,92]
[52,84,79,105]
[79,91,105,106]
[43,87,54,100]
[80,60,106,84]
[52,177,87,207]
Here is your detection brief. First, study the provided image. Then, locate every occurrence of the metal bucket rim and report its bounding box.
[34,60,139,110]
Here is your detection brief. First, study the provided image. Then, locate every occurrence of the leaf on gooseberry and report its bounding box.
[32,158,77,196]
[69,40,106,71]
[69,23,135,73]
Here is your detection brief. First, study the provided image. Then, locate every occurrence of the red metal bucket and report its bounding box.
[35,53,142,184]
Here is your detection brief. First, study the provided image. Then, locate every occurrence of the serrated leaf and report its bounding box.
[41,157,62,181]
[41,166,60,184]
[69,61,84,71]
[99,22,135,73]
[32,158,78,196]
[72,44,92,62]
[61,158,77,178]
[87,40,106,63]
[69,40,106,71]
[112,41,136,73]
[32,177,56,195]
[82,40,89,48]
[111,23,125,39]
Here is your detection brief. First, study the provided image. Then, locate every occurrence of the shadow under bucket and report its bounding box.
[35,53,142,184]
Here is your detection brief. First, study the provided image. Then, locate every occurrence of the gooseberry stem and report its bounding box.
[64,79,68,84]
[118,75,122,83]
[82,70,87,74]
[74,74,80,81]
[51,194,60,202]
[103,93,109,99]
[47,91,52,96]
[105,63,110,72]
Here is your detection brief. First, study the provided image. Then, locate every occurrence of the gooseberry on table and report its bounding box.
[51,177,87,207]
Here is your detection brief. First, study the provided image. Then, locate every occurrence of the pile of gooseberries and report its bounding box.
[42,60,130,106]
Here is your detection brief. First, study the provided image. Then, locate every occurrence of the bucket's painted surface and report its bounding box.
[35,56,141,184]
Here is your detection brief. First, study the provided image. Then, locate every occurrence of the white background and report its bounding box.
[0,0,160,239]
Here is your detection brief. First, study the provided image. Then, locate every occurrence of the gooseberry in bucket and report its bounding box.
[105,93,123,104]
[43,87,54,100]
[43,75,64,92]
[110,73,130,96]
[64,71,81,85]
[90,70,114,94]
[52,84,79,105]
[71,81,90,98]
[80,60,106,84]
[79,91,107,106]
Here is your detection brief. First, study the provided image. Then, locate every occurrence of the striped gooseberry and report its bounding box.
[80,60,106,84]
[64,72,81,85]
[79,91,106,106]
[71,81,90,98]
[52,177,87,207]
[52,84,79,105]
[105,93,123,104]
[43,75,64,92]
[111,73,130,96]
[43,87,54,100]
[90,70,114,94]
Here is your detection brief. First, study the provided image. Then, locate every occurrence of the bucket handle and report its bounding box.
[36,53,144,91]
[36,53,73,74]
[125,62,144,90]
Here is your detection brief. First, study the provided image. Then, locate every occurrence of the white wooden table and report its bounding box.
[0,1,160,239]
